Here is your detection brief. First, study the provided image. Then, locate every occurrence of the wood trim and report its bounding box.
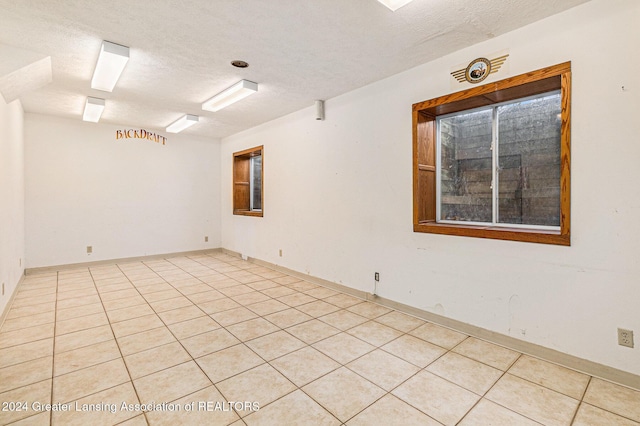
[233,210,263,217]
[412,62,571,245]
[233,145,263,217]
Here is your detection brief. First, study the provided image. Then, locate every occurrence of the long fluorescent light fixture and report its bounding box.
[202,80,258,112]
[376,0,414,11]
[166,114,199,133]
[91,41,129,92]
[82,97,105,122]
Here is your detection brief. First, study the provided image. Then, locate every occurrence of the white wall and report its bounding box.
[221,0,640,375]
[0,97,25,316]
[25,114,220,267]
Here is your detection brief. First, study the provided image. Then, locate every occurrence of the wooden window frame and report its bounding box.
[233,145,263,217]
[412,62,571,245]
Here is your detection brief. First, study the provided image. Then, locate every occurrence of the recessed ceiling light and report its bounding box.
[82,97,105,122]
[376,0,415,11]
[202,80,258,112]
[91,41,129,92]
[231,60,249,68]
[166,114,199,133]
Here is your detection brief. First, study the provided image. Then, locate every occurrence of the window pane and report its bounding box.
[251,155,262,210]
[440,109,493,223]
[497,93,561,227]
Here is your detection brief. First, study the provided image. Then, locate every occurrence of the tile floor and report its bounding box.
[0,252,639,425]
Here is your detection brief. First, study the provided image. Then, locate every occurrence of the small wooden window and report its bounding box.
[233,146,263,217]
[413,62,571,245]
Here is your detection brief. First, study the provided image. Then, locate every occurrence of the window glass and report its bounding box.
[251,155,262,211]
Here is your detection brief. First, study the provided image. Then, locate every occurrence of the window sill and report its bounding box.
[233,210,263,217]
[414,221,570,246]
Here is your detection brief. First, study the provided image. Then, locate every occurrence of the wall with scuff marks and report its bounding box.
[220,0,640,375]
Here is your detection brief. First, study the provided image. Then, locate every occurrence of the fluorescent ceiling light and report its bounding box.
[91,41,129,92]
[82,97,105,122]
[202,80,258,112]
[376,0,415,11]
[166,114,199,133]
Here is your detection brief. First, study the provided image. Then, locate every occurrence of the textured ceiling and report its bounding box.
[0,0,590,139]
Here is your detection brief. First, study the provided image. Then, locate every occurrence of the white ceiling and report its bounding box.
[0,0,590,139]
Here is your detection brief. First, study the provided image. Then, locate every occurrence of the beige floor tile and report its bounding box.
[217,364,296,417]
[218,284,255,297]
[52,381,141,426]
[181,328,240,358]
[245,330,306,360]
[6,302,55,320]
[382,334,446,368]
[508,355,590,399]
[54,339,120,376]
[426,352,503,395]
[452,337,520,370]
[55,312,109,336]
[56,302,105,321]
[264,308,313,328]
[271,276,302,285]
[232,291,271,305]
[246,299,290,316]
[573,402,640,426]
[286,280,319,292]
[56,288,98,301]
[276,292,317,307]
[486,373,580,426]
[208,278,242,290]
[133,361,211,405]
[0,323,55,349]
[271,346,340,387]
[210,307,259,327]
[106,303,155,323]
[245,389,339,426]
[346,394,441,426]
[374,311,425,333]
[286,319,341,344]
[117,325,176,356]
[323,293,363,308]
[157,305,204,325]
[0,380,51,424]
[16,286,56,298]
[1,311,55,332]
[313,332,375,364]
[0,338,53,369]
[393,370,479,426]
[409,322,468,349]
[318,310,369,331]
[198,297,242,314]
[125,341,192,379]
[56,295,102,309]
[101,295,147,311]
[142,288,183,303]
[110,314,164,338]
[54,324,113,353]
[178,283,214,295]
[295,300,341,317]
[246,279,280,291]
[347,302,392,319]
[254,270,286,280]
[226,317,280,342]
[185,289,225,305]
[0,356,52,393]
[347,349,419,391]
[304,287,339,299]
[148,296,194,313]
[9,411,51,425]
[347,321,403,347]
[11,293,57,307]
[53,358,130,403]
[135,282,173,294]
[145,385,241,425]
[196,344,264,383]
[97,282,134,293]
[583,378,640,422]
[302,367,385,422]
[458,399,541,426]
[260,285,297,299]
[167,315,220,340]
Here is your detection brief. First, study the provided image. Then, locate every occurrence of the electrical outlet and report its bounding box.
[618,328,634,348]
[87,246,92,254]
[204,236,208,242]
[374,272,380,282]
